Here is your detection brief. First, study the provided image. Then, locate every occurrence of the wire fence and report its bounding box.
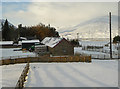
[75,51,119,59]
[90,54,119,59]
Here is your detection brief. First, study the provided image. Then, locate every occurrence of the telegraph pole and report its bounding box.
[77,33,79,41]
[109,12,112,59]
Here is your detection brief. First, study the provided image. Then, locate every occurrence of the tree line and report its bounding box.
[2,19,60,41]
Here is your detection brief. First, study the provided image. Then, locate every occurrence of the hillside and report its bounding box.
[58,15,118,39]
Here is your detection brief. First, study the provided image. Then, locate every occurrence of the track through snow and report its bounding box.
[25,60,118,87]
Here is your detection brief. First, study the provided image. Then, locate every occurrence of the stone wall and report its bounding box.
[49,39,74,56]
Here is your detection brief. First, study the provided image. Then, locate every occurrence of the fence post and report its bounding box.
[90,54,91,58]
[97,55,99,59]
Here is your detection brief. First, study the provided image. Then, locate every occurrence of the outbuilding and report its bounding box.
[22,40,40,50]
[40,37,74,56]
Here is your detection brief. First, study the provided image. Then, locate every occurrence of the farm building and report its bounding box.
[35,45,49,56]
[36,37,74,56]
[22,40,40,50]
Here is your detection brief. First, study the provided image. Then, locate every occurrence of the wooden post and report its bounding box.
[98,55,99,59]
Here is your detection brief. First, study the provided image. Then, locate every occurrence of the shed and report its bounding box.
[22,40,40,50]
[35,45,49,56]
[41,37,74,56]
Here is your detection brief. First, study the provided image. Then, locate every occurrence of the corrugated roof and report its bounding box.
[41,37,63,48]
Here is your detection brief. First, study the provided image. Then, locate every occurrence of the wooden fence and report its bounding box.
[15,62,29,89]
[0,55,91,65]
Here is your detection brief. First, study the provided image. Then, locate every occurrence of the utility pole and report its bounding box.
[77,33,79,41]
[109,12,112,59]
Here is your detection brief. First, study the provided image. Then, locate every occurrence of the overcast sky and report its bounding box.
[1,2,118,29]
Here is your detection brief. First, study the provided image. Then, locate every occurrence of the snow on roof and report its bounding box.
[35,45,47,47]
[41,37,63,48]
[0,41,13,45]
[22,40,40,43]
[19,37,27,40]
[79,41,109,47]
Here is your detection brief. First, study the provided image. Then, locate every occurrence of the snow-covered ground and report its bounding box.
[0,60,118,87]
[0,48,36,60]
[1,64,26,87]
[24,59,118,87]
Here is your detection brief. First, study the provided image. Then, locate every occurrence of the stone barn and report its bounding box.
[41,37,74,56]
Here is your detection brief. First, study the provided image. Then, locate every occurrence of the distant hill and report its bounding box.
[58,15,118,39]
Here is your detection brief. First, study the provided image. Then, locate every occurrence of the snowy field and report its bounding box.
[24,60,118,87]
[0,48,36,60]
[1,64,26,87]
[0,60,118,87]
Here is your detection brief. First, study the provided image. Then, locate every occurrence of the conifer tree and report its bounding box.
[2,19,11,41]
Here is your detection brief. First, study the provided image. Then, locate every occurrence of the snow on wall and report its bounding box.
[0,41,13,45]
[41,37,62,48]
